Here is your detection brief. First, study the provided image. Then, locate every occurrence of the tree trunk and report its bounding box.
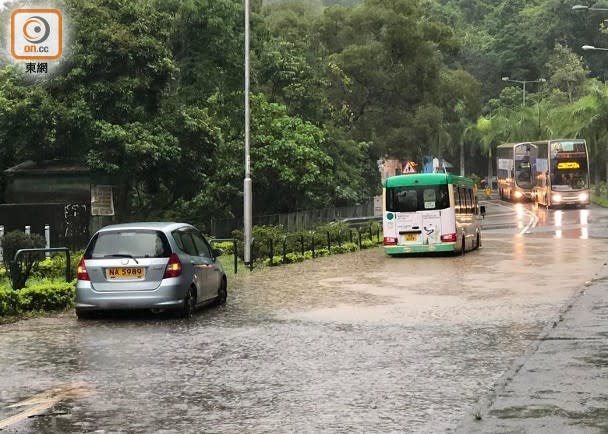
[487,153,493,189]
[605,160,608,198]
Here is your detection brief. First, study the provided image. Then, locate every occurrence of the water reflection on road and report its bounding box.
[533,205,594,239]
[1,209,608,432]
[484,201,606,240]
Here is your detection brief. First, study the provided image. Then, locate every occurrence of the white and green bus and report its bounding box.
[382,173,485,255]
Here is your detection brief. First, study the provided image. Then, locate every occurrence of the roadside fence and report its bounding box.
[243,222,382,271]
[210,198,377,238]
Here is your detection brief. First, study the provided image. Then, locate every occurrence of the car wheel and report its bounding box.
[216,278,227,306]
[475,232,481,250]
[461,237,466,256]
[180,287,196,319]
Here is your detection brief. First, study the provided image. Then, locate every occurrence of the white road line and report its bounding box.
[485,201,539,235]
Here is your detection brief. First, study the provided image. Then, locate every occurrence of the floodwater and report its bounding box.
[1,203,608,433]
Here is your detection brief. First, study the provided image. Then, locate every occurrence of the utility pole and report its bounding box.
[243,0,252,264]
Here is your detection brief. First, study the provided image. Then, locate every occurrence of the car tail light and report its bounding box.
[384,237,398,245]
[77,257,90,281]
[163,253,182,278]
[441,233,457,243]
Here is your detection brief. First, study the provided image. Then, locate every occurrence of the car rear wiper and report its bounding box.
[103,254,139,264]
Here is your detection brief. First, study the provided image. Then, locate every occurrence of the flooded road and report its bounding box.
[1,201,608,433]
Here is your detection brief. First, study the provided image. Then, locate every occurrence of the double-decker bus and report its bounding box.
[382,173,485,255]
[532,139,590,208]
[496,142,537,201]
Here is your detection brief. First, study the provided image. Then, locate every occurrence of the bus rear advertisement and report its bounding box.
[382,173,485,256]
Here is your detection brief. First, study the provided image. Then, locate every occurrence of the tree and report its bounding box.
[57,0,178,216]
[545,43,588,105]
[162,0,244,105]
[249,94,334,213]
[318,0,458,160]
[545,81,608,186]
[256,1,334,124]
[437,68,482,173]
[321,128,377,204]
[475,109,512,183]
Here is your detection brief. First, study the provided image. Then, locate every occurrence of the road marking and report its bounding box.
[520,210,539,235]
[0,383,89,430]
[486,201,539,235]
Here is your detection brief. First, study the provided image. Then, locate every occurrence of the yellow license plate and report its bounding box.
[404,234,417,241]
[106,267,144,280]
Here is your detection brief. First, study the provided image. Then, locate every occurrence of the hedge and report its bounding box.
[230,221,382,262]
[0,281,75,317]
[261,239,382,267]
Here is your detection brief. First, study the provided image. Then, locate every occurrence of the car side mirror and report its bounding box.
[213,248,223,257]
[480,205,486,218]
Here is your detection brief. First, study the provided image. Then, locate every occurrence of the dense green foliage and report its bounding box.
[3,0,608,223]
[0,281,75,317]
[31,252,83,280]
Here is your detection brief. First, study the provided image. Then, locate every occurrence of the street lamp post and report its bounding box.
[501,76,546,107]
[582,44,608,51]
[244,0,252,264]
[572,4,608,12]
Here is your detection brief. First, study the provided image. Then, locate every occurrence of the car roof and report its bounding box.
[96,222,193,233]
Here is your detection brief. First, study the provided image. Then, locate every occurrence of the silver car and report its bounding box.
[75,222,227,319]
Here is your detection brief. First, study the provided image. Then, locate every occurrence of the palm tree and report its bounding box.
[546,81,608,188]
[475,109,512,185]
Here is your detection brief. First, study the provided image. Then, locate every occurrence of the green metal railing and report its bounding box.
[11,247,71,290]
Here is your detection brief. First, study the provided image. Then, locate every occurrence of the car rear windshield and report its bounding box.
[85,230,171,259]
[386,185,450,212]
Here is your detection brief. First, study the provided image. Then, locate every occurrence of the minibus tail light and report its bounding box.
[441,233,457,243]
[383,237,398,245]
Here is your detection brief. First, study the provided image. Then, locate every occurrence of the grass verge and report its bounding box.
[591,194,608,208]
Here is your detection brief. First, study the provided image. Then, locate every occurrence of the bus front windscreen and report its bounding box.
[551,157,589,191]
[551,169,588,191]
[386,185,449,212]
